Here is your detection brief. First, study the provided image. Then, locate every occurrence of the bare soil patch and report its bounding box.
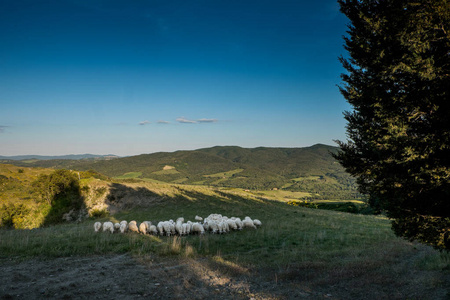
[0,255,287,300]
[1,254,449,299]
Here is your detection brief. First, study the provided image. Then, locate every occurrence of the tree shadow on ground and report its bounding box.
[42,171,86,226]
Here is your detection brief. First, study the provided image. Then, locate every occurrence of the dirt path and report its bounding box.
[1,254,448,299]
[0,255,299,300]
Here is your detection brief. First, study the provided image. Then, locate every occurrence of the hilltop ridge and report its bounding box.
[0,154,119,161]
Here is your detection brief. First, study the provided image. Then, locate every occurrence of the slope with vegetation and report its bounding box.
[0,166,449,298]
[6,144,363,201]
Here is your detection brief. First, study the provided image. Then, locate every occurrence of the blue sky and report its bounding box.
[0,0,350,156]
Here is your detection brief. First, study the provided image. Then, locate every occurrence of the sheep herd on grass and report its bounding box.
[93,213,262,236]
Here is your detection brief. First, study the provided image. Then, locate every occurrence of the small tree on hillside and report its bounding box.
[33,169,84,224]
[334,0,450,250]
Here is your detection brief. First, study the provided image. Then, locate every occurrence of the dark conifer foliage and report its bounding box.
[334,0,450,250]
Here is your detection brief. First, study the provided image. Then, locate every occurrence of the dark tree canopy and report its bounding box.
[33,169,84,225]
[334,0,450,250]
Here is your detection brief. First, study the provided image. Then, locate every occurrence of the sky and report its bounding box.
[0,0,351,156]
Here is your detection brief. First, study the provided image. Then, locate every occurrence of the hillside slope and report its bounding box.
[6,144,362,200]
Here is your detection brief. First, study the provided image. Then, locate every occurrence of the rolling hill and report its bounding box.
[5,144,362,200]
[0,154,119,161]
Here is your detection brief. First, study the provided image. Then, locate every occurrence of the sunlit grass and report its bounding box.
[151,169,181,175]
[1,175,448,300]
[203,169,244,178]
[1,190,446,273]
[113,172,143,179]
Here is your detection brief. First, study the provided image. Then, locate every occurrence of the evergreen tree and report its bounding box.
[334,0,450,250]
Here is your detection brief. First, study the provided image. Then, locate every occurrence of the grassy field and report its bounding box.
[113,172,142,179]
[203,169,245,178]
[1,165,449,298]
[252,189,311,201]
[1,181,449,298]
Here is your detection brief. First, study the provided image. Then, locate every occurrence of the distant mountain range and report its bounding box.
[2,144,362,200]
[0,154,120,161]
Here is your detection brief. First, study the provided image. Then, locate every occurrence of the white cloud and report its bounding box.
[176,117,219,124]
[176,117,197,124]
[0,125,8,133]
[157,120,170,124]
[139,120,151,125]
[197,118,218,123]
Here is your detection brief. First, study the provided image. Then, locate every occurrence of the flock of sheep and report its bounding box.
[94,214,262,236]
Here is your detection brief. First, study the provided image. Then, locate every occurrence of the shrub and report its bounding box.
[0,203,31,229]
[32,169,85,225]
[89,208,109,218]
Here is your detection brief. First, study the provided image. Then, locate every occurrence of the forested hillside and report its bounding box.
[5,144,362,200]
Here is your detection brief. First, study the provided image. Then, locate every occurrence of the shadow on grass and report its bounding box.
[42,183,86,226]
[104,182,288,220]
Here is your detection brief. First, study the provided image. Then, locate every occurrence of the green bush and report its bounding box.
[89,208,109,218]
[32,169,84,225]
[0,203,31,229]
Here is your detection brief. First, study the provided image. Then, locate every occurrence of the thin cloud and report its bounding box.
[0,125,8,133]
[139,120,151,125]
[157,120,170,124]
[198,118,218,123]
[176,117,219,124]
[176,117,197,124]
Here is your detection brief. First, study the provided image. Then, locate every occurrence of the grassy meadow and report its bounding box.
[1,164,449,298]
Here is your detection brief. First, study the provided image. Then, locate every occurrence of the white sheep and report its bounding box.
[128,220,139,233]
[94,222,102,233]
[182,222,192,235]
[209,220,219,234]
[157,222,164,236]
[119,222,128,233]
[120,220,128,226]
[194,215,203,221]
[191,222,205,235]
[148,225,158,235]
[253,219,262,227]
[217,221,225,234]
[203,221,210,232]
[186,221,193,234]
[226,219,237,230]
[224,220,230,232]
[169,222,176,236]
[114,223,121,232]
[243,217,257,229]
[139,222,149,234]
[180,223,187,235]
[102,221,114,233]
[162,221,172,236]
[234,218,244,230]
[175,218,184,236]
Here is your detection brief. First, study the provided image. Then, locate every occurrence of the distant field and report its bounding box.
[252,189,311,201]
[114,172,143,179]
[313,199,366,204]
[19,159,40,164]
[151,169,181,175]
[203,169,244,178]
[171,178,189,184]
[291,175,323,182]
